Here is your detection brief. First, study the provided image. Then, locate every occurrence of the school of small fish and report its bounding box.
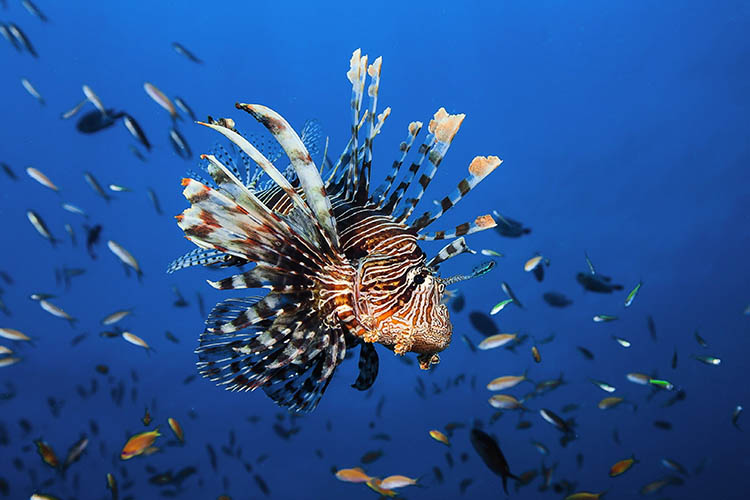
[0,2,745,500]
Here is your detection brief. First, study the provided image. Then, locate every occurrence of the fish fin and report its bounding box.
[166,247,243,273]
[410,155,501,230]
[417,214,497,241]
[382,133,436,215]
[426,237,474,269]
[372,121,423,206]
[351,342,379,391]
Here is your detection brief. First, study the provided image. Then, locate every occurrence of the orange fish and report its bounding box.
[35,440,59,468]
[429,429,450,446]
[335,467,372,483]
[365,478,398,497]
[120,428,160,460]
[532,345,541,363]
[609,456,637,477]
[168,417,184,442]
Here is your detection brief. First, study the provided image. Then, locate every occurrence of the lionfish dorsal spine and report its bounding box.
[372,121,422,207]
[426,236,475,269]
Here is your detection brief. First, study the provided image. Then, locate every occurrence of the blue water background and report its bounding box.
[1,1,749,498]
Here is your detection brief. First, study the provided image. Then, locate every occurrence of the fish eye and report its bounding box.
[413,274,425,285]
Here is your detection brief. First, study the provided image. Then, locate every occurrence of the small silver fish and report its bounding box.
[64,223,76,246]
[26,167,58,191]
[169,127,191,159]
[144,82,177,119]
[22,0,48,22]
[61,203,87,217]
[60,98,88,120]
[82,85,107,115]
[84,171,110,202]
[107,240,142,276]
[101,309,132,326]
[27,210,56,245]
[21,78,45,105]
[174,96,196,121]
[40,299,76,324]
[8,23,37,57]
[172,42,202,64]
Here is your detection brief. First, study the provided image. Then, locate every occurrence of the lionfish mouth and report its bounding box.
[169,49,501,412]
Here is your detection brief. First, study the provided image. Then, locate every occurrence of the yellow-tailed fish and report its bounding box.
[26,167,58,191]
[489,394,524,410]
[624,281,642,307]
[486,373,528,391]
[524,255,543,272]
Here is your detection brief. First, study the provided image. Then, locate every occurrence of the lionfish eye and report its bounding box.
[413,274,425,285]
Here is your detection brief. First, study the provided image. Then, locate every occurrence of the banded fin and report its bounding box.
[167,247,241,273]
[396,108,465,222]
[417,214,497,241]
[344,49,368,200]
[426,237,475,269]
[382,133,436,215]
[372,121,422,206]
[351,342,379,391]
[411,155,501,231]
[207,264,313,293]
[236,103,340,250]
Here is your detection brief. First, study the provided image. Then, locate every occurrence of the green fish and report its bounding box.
[624,281,642,307]
[593,314,617,322]
[648,379,674,391]
[490,299,513,316]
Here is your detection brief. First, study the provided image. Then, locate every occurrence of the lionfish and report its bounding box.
[170,49,502,412]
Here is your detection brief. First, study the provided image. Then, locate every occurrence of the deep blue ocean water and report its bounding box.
[1,1,749,499]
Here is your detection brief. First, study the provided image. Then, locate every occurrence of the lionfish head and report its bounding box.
[376,264,452,369]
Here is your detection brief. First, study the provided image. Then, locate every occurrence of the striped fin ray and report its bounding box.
[207,264,314,292]
[411,155,502,231]
[356,56,383,203]
[396,108,466,223]
[382,133,437,215]
[166,247,242,273]
[426,237,476,269]
[372,121,422,207]
[236,103,340,250]
[326,112,369,192]
[417,214,497,241]
[344,49,368,201]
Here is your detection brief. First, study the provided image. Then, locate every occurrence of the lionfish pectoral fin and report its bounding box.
[351,342,379,391]
[426,237,475,269]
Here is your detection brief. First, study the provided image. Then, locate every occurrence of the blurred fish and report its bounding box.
[172,286,188,307]
[489,298,513,315]
[335,467,372,483]
[0,23,19,50]
[624,281,642,307]
[692,355,720,366]
[172,42,202,63]
[661,458,688,475]
[478,333,517,350]
[694,330,708,347]
[565,492,605,500]
[576,346,594,360]
[21,78,44,105]
[0,345,12,355]
[598,397,624,410]
[254,474,270,496]
[84,172,110,201]
[481,249,504,257]
[107,240,142,277]
[120,429,160,459]
[1,162,16,180]
[531,440,549,456]
[106,472,118,500]
[85,224,102,258]
[649,378,674,391]
[609,455,637,476]
[35,440,59,468]
[360,449,383,464]
[0,328,31,341]
[501,281,523,308]
[167,417,184,443]
[142,408,152,426]
[593,314,617,322]
[639,477,680,495]
[169,127,192,159]
[487,373,529,391]
[174,97,196,121]
[576,273,623,293]
[653,420,672,430]
[672,348,678,369]
[27,210,57,245]
[531,344,541,363]
[489,394,525,410]
[147,188,162,214]
[27,168,59,193]
[8,23,36,57]
[626,372,650,385]
[589,379,615,393]
[61,202,86,217]
[732,405,742,430]
[429,429,450,446]
[122,115,151,151]
[492,210,530,237]
[379,475,418,489]
[144,82,178,119]
[128,144,147,162]
[22,0,47,21]
[0,357,20,367]
[542,292,572,308]
[101,309,132,325]
[60,98,88,120]
[612,336,630,347]
[40,299,75,324]
[108,184,131,192]
[63,435,88,469]
[165,331,179,343]
[76,109,125,133]
[469,428,519,495]
[122,332,150,351]
[539,409,576,436]
[469,312,499,336]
